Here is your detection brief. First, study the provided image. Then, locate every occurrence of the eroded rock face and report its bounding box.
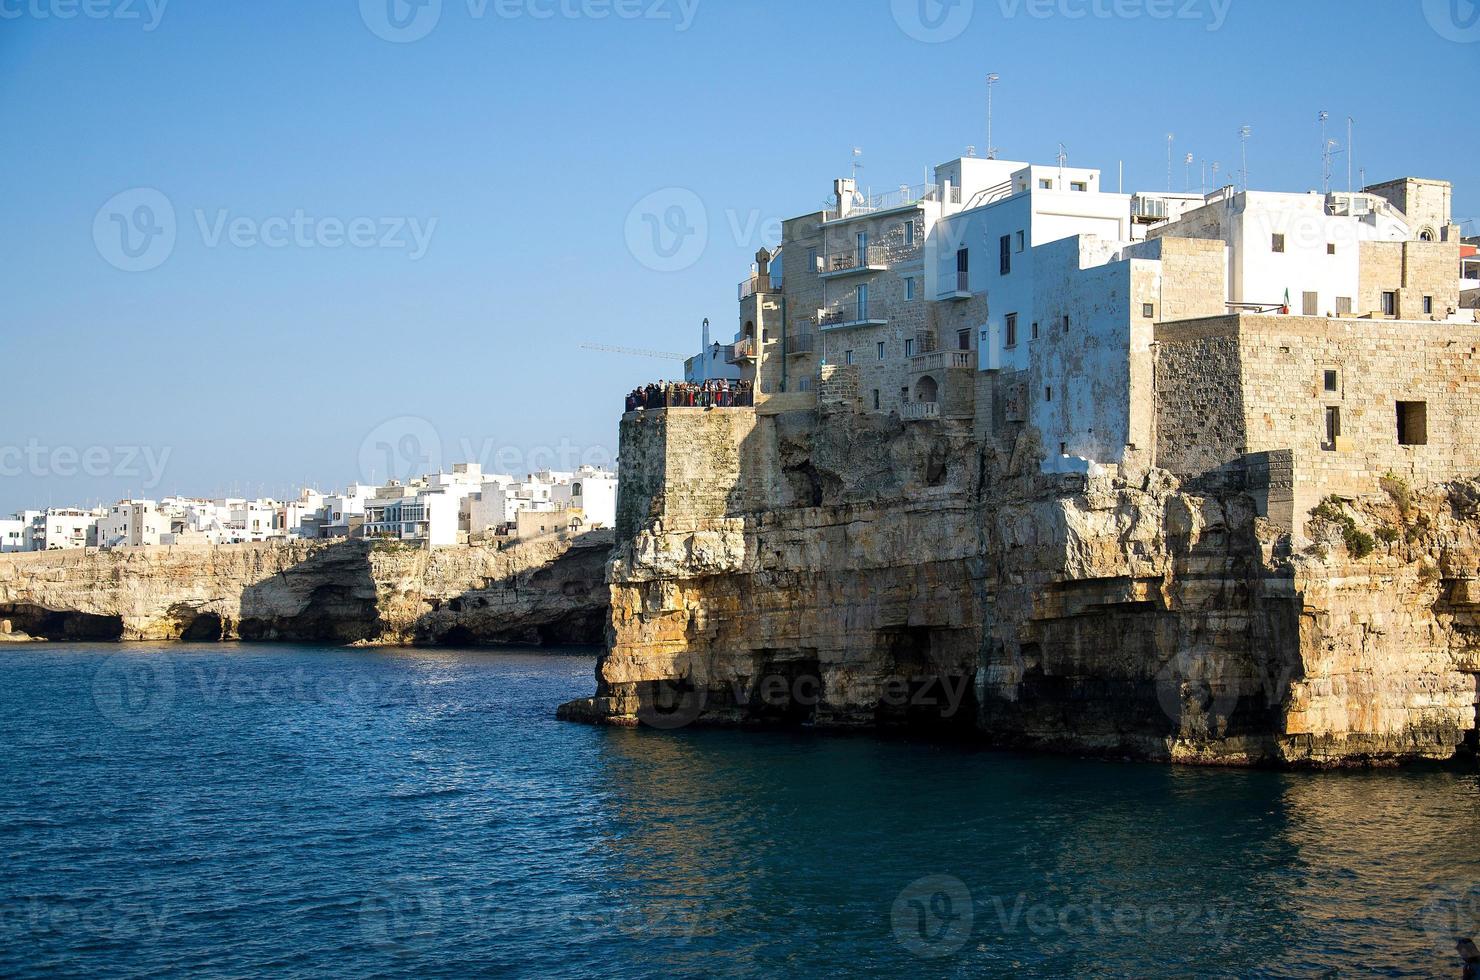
[560,409,1480,767]
[0,531,612,647]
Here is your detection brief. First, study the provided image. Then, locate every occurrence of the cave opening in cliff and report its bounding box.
[875,627,978,733]
[741,655,822,726]
[0,604,125,642]
[180,612,225,643]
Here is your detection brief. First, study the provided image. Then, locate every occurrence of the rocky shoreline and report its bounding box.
[0,531,612,647]
[558,408,1480,769]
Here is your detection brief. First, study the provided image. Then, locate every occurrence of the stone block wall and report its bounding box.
[1359,240,1460,319]
[1154,313,1480,522]
[615,408,759,539]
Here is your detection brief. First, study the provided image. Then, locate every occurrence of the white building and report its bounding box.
[551,466,618,529]
[363,489,460,546]
[0,518,27,553]
[97,500,169,548]
[36,508,101,550]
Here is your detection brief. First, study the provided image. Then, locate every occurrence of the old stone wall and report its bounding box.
[1359,240,1460,318]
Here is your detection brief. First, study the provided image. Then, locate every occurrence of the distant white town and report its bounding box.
[0,463,617,552]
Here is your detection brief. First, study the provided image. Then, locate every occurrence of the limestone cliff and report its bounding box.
[0,532,611,646]
[559,408,1480,767]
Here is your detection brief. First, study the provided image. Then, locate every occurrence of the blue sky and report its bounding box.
[1,0,1476,512]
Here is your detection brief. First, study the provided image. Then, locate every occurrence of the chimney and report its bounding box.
[834,178,857,218]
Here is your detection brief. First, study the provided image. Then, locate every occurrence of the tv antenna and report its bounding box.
[1165,133,1174,192]
[986,73,1000,159]
[1238,125,1252,191]
[850,146,864,184]
[1184,152,1193,192]
[1346,116,1355,194]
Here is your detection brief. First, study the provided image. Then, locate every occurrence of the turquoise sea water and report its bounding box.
[0,644,1476,978]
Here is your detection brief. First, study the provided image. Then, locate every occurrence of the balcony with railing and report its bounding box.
[901,401,940,422]
[817,297,887,330]
[827,181,963,222]
[909,350,975,373]
[738,273,782,302]
[937,268,972,301]
[818,244,889,280]
[726,337,756,363]
[784,333,816,356]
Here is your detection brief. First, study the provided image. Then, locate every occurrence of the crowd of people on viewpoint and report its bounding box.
[626,379,755,412]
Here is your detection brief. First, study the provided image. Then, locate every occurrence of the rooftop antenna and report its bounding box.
[1165,133,1175,192]
[966,145,976,157]
[1057,142,1067,184]
[1319,111,1330,192]
[986,73,1000,159]
[1346,116,1354,195]
[850,147,863,184]
[1184,152,1193,192]
[1238,125,1252,192]
[1211,161,1221,188]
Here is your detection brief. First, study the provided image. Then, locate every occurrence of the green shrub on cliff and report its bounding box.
[1310,496,1376,560]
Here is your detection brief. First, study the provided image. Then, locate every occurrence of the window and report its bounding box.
[1327,243,1336,255]
[955,248,969,292]
[1142,303,1155,319]
[1336,296,1352,316]
[1015,230,1025,252]
[1063,314,1071,334]
[1004,313,1018,348]
[856,283,868,320]
[1039,178,1053,189]
[957,329,970,351]
[1070,181,1088,192]
[1382,291,1397,316]
[904,276,916,301]
[1423,296,1434,315]
[1031,321,1039,340]
[1323,406,1341,450]
[877,341,886,360]
[873,389,880,410]
[1324,369,1338,392]
[999,235,1012,275]
[1045,386,1052,402]
[904,221,915,246]
[1059,442,1068,455]
[904,338,915,357]
[1303,291,1318,316]
[900,387,909,402]
[845,349,854,365]
[1397,401,1428,446]
[1271,234,1286,253]
[808,247,818,271]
